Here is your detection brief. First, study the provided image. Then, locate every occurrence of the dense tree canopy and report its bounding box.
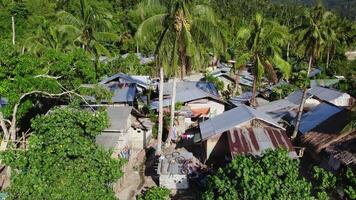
[1,107,125,199]
[202,149,314,200]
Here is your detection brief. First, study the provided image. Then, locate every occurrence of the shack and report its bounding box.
[302,131,356,172]
[198,105,295,161]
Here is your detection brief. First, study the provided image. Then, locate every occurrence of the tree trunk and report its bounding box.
[12,15,15,45]
[179,35,186,80]
[234,69,242,96]
[165,77,176,147]
[287,42,290,61]
[326,48,330,70]
[0,112,10,151]
[156,67,164,155]
[251,76,257,107]
[292,55,313,139]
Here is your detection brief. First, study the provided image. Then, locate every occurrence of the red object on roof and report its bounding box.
[227,127,297,157]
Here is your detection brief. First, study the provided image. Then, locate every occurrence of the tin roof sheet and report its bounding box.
[199,105,284,141]
[227,127,296,157]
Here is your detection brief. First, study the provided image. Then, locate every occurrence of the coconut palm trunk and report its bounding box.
[251,76,258,107]
[326,48,330,69]
[156,66,164,155]
[292,55,313,139]
[166,76,176,147]
[12,15,15,45]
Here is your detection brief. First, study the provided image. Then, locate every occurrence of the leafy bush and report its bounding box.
[202,149,314,200]
[1,108,126,200]
[270,84,296,101]
[138,187,170,200]
[204,74,224,92]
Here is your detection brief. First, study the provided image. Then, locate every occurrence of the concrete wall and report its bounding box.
[159,174,189,190]
[129,127,152,150]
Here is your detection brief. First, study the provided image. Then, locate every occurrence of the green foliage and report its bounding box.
[312,166,337,199]
[202,149,314,200]
[204,74,224,92]
[138,186,170,200]
[108,53,154,76]
[1,107,125,199]
[270,84,297,100]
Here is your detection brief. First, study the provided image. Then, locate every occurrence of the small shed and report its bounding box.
[199,105,287,160]
[157,150,194,190]
[302,131,356,171]
[95,106,132,158]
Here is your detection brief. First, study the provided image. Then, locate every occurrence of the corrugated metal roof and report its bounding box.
[286,90,313,105]
[309,68,321,77]
[227,127,296,157]
[309,86,345,103]
[105,106,132,131]
[151,81,223,109]
[298,102,343,134]
[310,79,340,88]
[230,92,254,106]
[99,73,150,89]
[257,99,298,120]
[102,83,137,103]
[199,105,284,141]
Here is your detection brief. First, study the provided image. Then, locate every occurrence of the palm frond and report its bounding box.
[94,32,120,42]
[135,13,167,46]
[273,54,291,80]
[57,11,84,28]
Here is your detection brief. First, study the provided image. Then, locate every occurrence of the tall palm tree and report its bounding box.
[57,0,119,79]
[23,20,75,55]
[323,17,354,70]
[236,13,291,107]
[291,3,333,138]
[136,0,223,152]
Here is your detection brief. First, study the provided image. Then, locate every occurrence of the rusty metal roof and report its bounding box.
[227,127,297,158]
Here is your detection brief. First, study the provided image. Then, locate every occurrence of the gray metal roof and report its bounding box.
[99,73,150,89]
[309,86,345,103]
[96,133,121,150]
[286,90,313,105]
[230,92,254,106]
[151,81,223,109]
[101,83,137,103]
[256,99,298,120]
[0,97,8,108]
[199,105,284,141]
[105,106,132,131]
[298,102,343,134]
[309,68,322,77]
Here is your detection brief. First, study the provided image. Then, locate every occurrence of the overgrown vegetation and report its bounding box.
[0,107,126,199]
[138,186,170,200]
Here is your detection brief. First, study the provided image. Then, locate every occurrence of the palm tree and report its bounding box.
[236,13,291,107]
[57,0,119,79]
[136,0,223,153]
[323,17,354,70]
[291,3,333,138]
[23,20,75,55]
